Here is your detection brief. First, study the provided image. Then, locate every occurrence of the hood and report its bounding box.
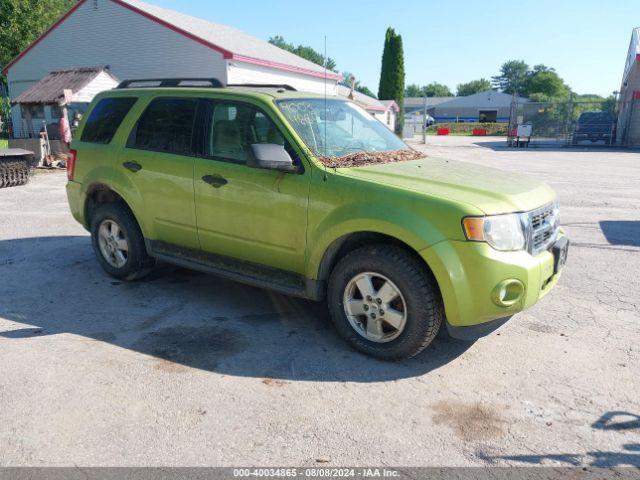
[338,156,555,214]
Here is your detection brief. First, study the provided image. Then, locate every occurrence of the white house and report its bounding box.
[2,0,342,138]
[12,67,119,138]
[336,85,398,130]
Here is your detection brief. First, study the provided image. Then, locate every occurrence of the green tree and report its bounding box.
[492,60,529,95]
[525,68,570,100]
[601,95,616,115]
[0,0,77,86]
[378,27,405,134]
[268,35,336,71]
[340,71,377,99]
[456,78,491,96]
[421,82,453,97]
[405,82,453,98]
[404,83,422,97]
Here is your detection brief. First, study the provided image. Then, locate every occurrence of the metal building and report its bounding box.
[432,91,528,123]
[616,27,640,146]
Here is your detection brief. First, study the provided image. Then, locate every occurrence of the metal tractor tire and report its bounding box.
[0,160,31,189]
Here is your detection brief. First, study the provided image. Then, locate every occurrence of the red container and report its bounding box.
[472,128,488,136]
[437,127,450,136]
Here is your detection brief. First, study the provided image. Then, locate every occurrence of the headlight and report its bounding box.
[462,213,526,251]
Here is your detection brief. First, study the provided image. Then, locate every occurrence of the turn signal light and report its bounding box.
[462,217,485,241]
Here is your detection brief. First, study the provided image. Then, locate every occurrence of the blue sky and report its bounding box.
[150,0,637,97]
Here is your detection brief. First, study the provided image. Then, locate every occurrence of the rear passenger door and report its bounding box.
[192,100,310,274]
[122,97,199,249]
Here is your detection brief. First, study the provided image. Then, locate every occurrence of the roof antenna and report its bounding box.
[323,35,328,181]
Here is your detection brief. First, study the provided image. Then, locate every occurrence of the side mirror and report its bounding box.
[248,143,298,173]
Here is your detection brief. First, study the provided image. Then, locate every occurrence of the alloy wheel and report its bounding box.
[97,219,129,268]
[343,272,407,343]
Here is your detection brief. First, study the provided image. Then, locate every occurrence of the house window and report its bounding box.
[387,111,391,125]
[50,104,63,119]
[21,104,44,120]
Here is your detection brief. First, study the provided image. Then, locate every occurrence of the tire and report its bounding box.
[327,245,443,360]
[90,203,153,281]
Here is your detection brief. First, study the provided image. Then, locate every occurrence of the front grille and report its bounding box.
[528,203,559,255]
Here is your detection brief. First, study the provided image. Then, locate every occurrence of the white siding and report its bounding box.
[7,0,227,136]
[373,111,395,131]
[72,71,119,102]
[227,61,338,95]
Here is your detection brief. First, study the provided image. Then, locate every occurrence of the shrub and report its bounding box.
[426,122,507,136]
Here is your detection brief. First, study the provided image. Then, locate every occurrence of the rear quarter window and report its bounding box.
[80,97,137,144]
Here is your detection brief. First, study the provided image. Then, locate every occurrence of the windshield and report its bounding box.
[277,98,422,167]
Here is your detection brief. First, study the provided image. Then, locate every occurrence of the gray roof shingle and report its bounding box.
[120,0,337,78]
[12,67,117,105]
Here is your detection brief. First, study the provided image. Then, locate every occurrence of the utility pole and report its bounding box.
[422,95,427,144]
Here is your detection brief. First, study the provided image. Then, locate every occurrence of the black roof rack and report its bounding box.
[116,78,225,89]
[227,83,297,91]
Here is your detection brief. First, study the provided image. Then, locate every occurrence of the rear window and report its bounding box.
[81,97,137,144]
[579,112,614,124]
[130,98,198,156]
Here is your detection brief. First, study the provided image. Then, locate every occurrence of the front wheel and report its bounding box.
[327,245,443,360]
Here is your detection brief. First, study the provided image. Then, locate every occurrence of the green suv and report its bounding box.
[65,79,568,360]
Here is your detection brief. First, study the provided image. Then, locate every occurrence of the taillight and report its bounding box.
[67,149,77,181]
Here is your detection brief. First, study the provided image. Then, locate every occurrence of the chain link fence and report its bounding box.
[508,99,636,147]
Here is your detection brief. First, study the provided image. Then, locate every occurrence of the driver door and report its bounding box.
[193,100,310,274]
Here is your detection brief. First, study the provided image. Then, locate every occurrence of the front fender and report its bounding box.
[304,201,446,280]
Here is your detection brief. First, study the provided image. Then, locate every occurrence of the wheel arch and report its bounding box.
[83,182,145,236]
[313,231,443,301]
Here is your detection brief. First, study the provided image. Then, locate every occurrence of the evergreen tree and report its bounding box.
[378,28,405,135]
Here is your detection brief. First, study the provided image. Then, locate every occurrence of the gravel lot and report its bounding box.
[0,136,638,467]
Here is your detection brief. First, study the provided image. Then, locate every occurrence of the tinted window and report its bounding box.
[579,112,614,124]
[206,103,285,163]
[133,98,198,155]
[81,97,137,144]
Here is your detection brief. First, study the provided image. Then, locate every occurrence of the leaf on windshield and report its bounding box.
[318,148,426,168]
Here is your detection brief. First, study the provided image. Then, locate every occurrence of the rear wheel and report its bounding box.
[90,203,153,280]
[327,245,443,360]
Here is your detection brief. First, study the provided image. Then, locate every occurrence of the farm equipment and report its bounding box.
[0,148,36,188]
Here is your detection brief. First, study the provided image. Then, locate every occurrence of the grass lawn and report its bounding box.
[0,139,7,149]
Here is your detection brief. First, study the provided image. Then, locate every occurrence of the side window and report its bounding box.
[80,97,137,144]
[132,98,198,155]
[206,102,285,163]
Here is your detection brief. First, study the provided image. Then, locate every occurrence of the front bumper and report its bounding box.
[419,234,566,332]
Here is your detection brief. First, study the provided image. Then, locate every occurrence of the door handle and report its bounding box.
[202,174,228,188]
[122,161,142,173]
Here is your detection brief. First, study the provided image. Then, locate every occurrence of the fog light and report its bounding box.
[491,279,525,307]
